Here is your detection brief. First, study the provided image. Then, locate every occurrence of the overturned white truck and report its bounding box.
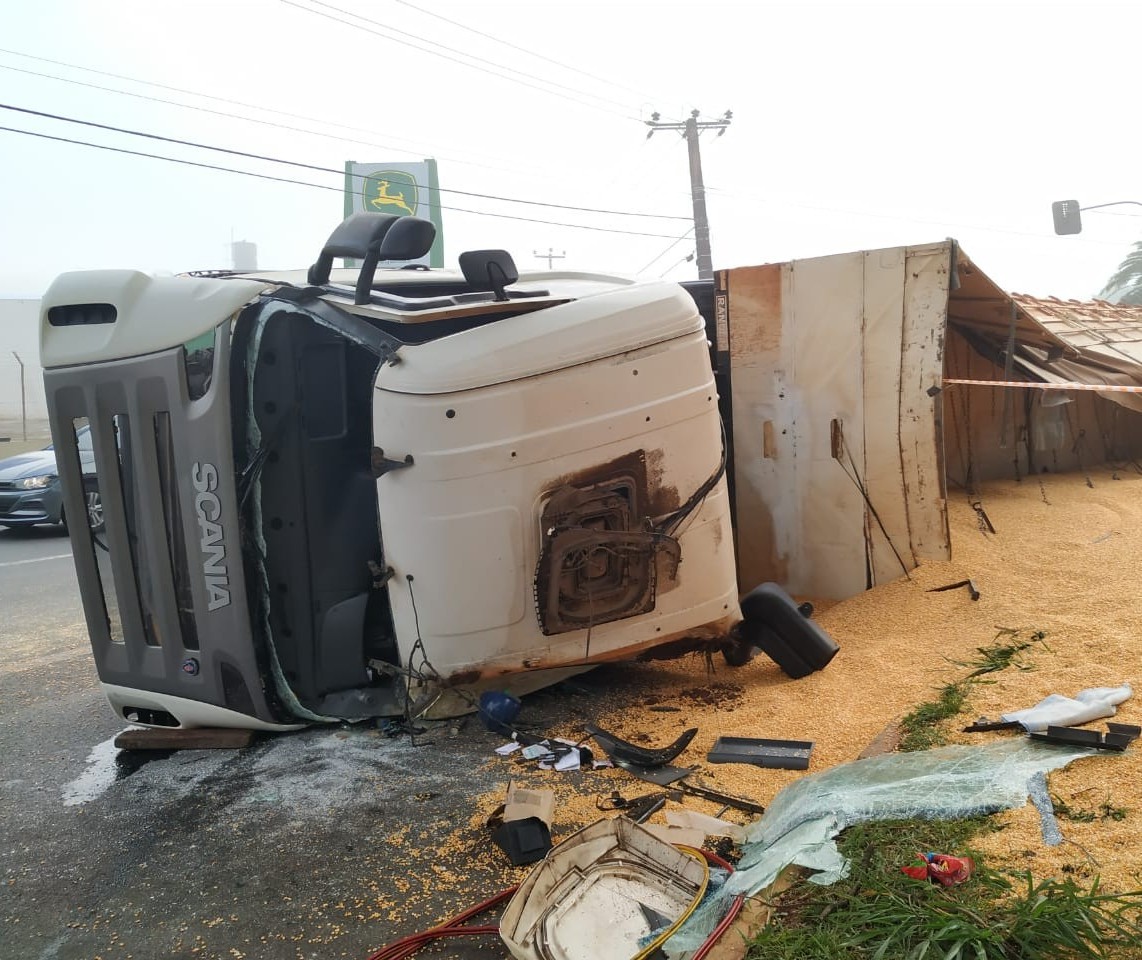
[44,214,844,729]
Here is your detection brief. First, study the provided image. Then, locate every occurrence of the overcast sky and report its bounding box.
[1,0,1139,300]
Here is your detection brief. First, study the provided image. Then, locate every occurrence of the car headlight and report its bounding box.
[13,474,56,490]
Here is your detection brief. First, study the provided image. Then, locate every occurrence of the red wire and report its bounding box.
[365,851,743,960]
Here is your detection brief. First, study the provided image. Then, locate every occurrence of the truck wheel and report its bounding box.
[720,631,756,667]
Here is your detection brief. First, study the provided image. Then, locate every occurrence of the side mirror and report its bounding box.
[1052,200,1083,236]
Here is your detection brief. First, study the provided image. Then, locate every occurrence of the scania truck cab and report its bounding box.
[41,213,743,729]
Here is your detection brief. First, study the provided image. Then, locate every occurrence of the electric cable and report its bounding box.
[281,0,641,121]
[393,0,666,106]
[636,228,694,275]
[306,0,644,115]
[0,125,683,239]
[0,102,687,221]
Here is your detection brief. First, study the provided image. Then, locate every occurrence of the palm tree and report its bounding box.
[1099,240,1142,304]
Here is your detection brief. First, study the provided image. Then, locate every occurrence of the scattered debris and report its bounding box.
[678,781,766,817]
[1027,770,1064,846]
[723,740,1107,898]
[478,690,522,735]
[666,810,747,844]
[584,723,697,768]
[901,851,975,886]
[1029,722,1141,752]
[963,717,1022,733]
[645,824,705,848]
[707,736,813,771]
[617,761,697,787]
[970,499,996,534]
[499,817,709,960]
[488,781,554,866]
[1001,684,1133,732]
[926,578,981,601]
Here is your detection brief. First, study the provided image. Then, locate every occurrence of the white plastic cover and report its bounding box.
[1001,684,1132,732]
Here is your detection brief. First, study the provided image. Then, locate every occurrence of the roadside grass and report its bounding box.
[748,817,1142,960]
[898,627,1048,753]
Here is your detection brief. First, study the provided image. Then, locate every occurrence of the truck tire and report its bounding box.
[720,634,756,667]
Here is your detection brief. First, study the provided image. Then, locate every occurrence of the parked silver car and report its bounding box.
[0,425,102,530]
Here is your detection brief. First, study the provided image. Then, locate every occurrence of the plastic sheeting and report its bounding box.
[725,739,1104,897]
[1001,684,1132,732]
[657,740,1114,957]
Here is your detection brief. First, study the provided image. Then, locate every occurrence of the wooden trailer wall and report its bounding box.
[942,325,1142,487]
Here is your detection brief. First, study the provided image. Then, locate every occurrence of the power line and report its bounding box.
[636,229,694,275]
[0,102,687,221]
[393,0,664,107]
[0,61,531,176]
[281,0,640,121]
[705,185,1134,247]
[0,124,682,238]
[659,252,695,278]
[0,45,509,170]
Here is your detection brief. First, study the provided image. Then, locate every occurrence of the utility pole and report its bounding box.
[11,352,25,441]
[533,247,566,270]
[645,109,732,280]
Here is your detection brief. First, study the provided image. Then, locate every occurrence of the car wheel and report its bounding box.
[85,491,105,532]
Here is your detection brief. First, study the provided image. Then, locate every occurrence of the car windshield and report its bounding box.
[46,424,92,452]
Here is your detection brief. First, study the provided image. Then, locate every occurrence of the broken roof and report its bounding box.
[947,247,1142,410]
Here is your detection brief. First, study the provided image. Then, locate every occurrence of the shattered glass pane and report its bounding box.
[727,739,1106,896]
[663,740,1113,956]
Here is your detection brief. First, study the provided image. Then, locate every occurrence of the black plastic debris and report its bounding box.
[1029,723,1142,752]
[584,724,697,768]
[963,717,1022,733]
[615,761,696,786]
[679,781,765,816]
[927,579,981,601]
[707,736,813,770]
[491,817,552,866]
[739,583,840,679]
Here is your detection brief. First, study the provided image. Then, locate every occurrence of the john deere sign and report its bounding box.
[343,159,444,267]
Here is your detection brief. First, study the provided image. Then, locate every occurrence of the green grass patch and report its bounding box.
[1052,794,1129,824]
[956,627,1050,679]
[899,682,969,752]
[748,818,1142,960]
[897,628,1048,753]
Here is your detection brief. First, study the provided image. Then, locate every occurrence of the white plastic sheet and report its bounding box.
[1001,684,1132,732]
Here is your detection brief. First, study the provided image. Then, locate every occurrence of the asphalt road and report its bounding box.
[0,524,571,960]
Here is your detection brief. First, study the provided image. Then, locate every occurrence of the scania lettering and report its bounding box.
[192,461,230,612]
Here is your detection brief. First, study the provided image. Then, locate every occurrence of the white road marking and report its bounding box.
[0,552,72,568]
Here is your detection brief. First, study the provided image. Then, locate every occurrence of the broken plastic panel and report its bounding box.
[707,736,813,770]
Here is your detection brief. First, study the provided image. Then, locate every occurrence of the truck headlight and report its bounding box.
[14,474,56,490]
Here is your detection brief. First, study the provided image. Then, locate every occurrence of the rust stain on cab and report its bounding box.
[727,263,783,359]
